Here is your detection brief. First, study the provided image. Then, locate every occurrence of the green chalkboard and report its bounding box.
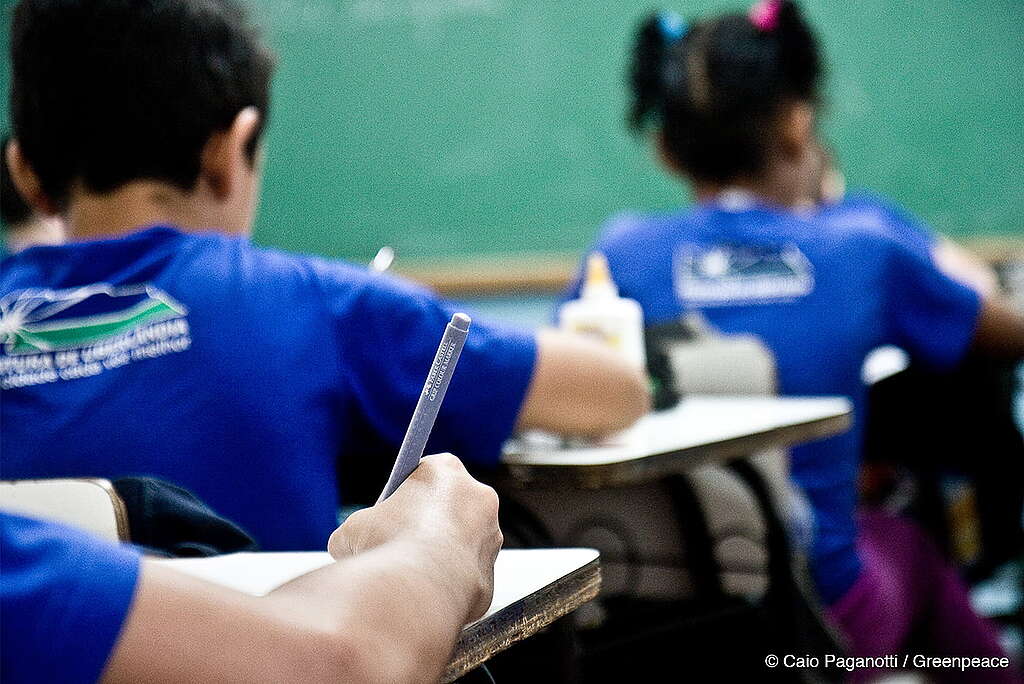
[3,1,1022,262]
[249,0,1024,262]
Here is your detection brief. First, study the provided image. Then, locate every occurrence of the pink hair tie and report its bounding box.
[749,0,782,32]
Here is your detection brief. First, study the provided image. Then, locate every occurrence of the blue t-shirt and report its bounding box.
[0,227,537,550]
[570,192,980,603]
[1,511,141,684]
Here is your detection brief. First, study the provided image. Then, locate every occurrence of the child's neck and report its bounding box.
[64,181,244,241]
[692,162,815,210]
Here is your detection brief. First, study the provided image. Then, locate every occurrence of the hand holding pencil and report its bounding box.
[329,312,502,620]
[328,453,502,621]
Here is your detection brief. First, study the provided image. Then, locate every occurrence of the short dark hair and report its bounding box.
[629,1,822,184]
[9,0,275,209]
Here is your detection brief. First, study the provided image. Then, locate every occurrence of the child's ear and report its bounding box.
[199,107,261,199]
[778,101,815,159]
[6,140,59,216]
[655,128,687,178]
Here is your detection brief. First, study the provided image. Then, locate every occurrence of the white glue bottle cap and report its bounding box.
[581,252,618,298]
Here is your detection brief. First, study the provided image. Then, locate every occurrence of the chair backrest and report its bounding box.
[660,318,817,549]
[664,313,779,397]
[0,478,130,542]
[662,318,841,654]
[508,471,770,602]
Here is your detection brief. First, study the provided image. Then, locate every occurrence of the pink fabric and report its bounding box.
[827,510,1020,683]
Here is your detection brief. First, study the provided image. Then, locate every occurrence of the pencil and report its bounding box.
[376,312,472,502]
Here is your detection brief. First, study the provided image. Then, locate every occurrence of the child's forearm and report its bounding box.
[517,328,652,436]
[103,541,476,684]
[268,539,477,684]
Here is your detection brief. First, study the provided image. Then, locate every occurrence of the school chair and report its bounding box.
[0,478,130,542]
[0,477,257,556]
[498,316,843,682]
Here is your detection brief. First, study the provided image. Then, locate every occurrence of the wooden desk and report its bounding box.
[501,395,852,489]
[156,548,601,683]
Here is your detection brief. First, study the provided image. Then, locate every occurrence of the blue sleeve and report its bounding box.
[312,264,537,468]
[883,236,981,370]
[1,512,141,684]
[867,193,937,257]
[833,191,937,257]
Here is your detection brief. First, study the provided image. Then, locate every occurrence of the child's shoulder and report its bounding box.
[596,207,707,255]
[184,231,370,292]
[817,190,935,250]
[226,237,443,319]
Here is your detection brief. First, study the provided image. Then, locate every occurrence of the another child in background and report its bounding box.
[570,0,1024,677]
[821,156,1024,582]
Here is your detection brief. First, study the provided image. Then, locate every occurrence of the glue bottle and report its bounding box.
[558,252,646,370]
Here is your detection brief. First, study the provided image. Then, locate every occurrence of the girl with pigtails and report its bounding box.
[567,1,1024,678]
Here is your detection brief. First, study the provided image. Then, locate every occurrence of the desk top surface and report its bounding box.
[500,395,852,488]
[156,548,601,682]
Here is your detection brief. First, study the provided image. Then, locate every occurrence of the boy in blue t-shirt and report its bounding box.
[0,0,649,551]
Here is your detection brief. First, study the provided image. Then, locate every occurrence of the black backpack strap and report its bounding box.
[663,473,725,599]
[727,460,847,683]
[726,462,798,627]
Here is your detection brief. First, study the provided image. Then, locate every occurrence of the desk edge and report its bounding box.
[498,411,852,489]
[441,557,601,682]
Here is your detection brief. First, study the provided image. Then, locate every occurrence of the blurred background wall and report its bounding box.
[2,0,1022,267]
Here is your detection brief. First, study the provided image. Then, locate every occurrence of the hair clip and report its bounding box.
[749,0,782,32]
[656,10,687,45]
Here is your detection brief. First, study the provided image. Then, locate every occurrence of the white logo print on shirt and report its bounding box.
[0,284,192,389]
